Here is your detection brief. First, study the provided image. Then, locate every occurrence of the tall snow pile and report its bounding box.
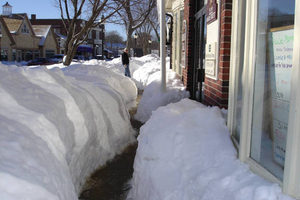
[131,55,190,123]
[128,99,294,200]
[0,62,136,199]
[95,54,189,123]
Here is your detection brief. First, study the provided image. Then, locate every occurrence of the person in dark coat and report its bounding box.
[122,48,131,78]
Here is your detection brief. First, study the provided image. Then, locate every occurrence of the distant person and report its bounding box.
[122,48,131,78]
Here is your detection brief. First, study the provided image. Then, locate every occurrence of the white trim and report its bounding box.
[238,0,257,162]
[247,158,283,186]
[227,0,238,132]
[228,0,246,137]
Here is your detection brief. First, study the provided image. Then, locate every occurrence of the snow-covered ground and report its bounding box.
[0,55,188,199]
[0,59,138,199]
[0,54,295,199]
[128,99,294,200]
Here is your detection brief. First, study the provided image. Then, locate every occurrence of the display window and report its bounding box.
[229,0,300,198]
[250,0,295,181]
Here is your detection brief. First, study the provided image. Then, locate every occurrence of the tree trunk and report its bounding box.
[126,30,133,57]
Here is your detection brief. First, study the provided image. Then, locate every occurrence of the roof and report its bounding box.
[32,25,50,37]
[3,13,27,20]
[104,49,113,53]
[55,32,67,39]
[3,18,22,33]
[0,16,15,45]
[3,2,12,7]
[32,25,51,46]
[105,42,126,48]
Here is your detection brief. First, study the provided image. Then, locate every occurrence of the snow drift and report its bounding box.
[0,62,136,199]
[128,99,294,200]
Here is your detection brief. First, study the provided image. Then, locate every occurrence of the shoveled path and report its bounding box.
[79,91,143,200]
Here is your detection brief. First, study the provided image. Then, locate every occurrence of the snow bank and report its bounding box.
[92,54,190,123]
[0,62,136,199]
[129,99,294,200]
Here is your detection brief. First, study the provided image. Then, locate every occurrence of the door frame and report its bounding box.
[192,6,207,101]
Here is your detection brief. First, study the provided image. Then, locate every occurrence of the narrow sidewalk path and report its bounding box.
[79,91,143,200]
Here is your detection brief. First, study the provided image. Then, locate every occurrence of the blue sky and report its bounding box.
[2,0,126,39]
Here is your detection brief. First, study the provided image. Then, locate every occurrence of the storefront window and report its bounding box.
[34,50,39,59]
[250,0,295,181]
[45,50,55,58]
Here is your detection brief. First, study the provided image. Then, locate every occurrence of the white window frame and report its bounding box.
[21,24,29,34]
[228,0,300,198]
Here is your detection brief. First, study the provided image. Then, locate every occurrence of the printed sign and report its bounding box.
[205,42,216,76]
[269,28,294,166]
[206,0,218,25]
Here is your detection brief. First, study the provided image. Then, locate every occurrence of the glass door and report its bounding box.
[193,7,207,101]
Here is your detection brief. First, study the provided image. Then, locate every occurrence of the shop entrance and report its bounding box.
[192,6,207,102]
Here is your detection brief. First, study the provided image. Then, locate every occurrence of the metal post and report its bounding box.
[134,32,138,57]
[0,33,2,61]
[160,0,166,92]
[102,29,104,59]
[148,39,152,54]
[135,38,137,56]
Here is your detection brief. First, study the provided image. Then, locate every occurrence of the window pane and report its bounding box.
[250,0,295,181]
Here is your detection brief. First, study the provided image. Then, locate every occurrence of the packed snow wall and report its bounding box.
[0,63,137,199]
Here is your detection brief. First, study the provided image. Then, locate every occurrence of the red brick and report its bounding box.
[220,48,231,55]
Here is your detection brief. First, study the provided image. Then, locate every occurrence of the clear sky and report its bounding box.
[2,0,127,40]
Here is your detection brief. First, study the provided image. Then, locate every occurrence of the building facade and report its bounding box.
[0,3,58,61]
[31,15,105,58]
[166,0,231,108]
[166,0,300,198]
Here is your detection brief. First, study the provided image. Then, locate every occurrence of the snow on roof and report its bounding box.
[55,32,67,40]
[104,48,113,53]
[3,18,22,33]
[32,25,51,46]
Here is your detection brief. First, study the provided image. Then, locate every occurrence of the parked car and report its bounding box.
[51,54,64,63]
[72,55,85,62]
[27,57,54,66]
[94,55,106,60]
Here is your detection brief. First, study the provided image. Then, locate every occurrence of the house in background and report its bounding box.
[0,2,58,61]
[30,14,105,58]
[105,42,126,57]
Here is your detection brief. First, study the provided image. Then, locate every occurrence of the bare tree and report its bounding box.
[147,7,159,42]
[110,0,156,55]
[105,30,124,49]
[136,22,152,55]
[55,0,120,65]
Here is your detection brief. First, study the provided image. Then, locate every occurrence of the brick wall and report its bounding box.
[182,0,195,93]
[203,0,232,109]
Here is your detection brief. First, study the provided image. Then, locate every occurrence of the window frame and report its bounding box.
[228,0,300,198]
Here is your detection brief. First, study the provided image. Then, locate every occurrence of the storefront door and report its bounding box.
[192,6,206,102]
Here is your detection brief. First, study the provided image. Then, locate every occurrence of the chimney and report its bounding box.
[31,14,36,20]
